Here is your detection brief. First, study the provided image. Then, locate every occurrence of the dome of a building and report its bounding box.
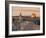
[32,13,36,18]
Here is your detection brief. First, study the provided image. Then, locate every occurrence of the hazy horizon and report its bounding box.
[12,7,40,17]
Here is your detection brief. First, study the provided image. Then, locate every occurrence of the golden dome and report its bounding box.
[32,13,36,18]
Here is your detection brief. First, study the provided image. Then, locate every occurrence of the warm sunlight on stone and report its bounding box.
[31,13,36,18]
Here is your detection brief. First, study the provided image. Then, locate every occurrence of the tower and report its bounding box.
[19,13,22,23]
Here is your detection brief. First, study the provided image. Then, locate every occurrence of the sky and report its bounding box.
[12,7,40,17]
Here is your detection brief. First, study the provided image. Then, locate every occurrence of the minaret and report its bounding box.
[19,13,22,23]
